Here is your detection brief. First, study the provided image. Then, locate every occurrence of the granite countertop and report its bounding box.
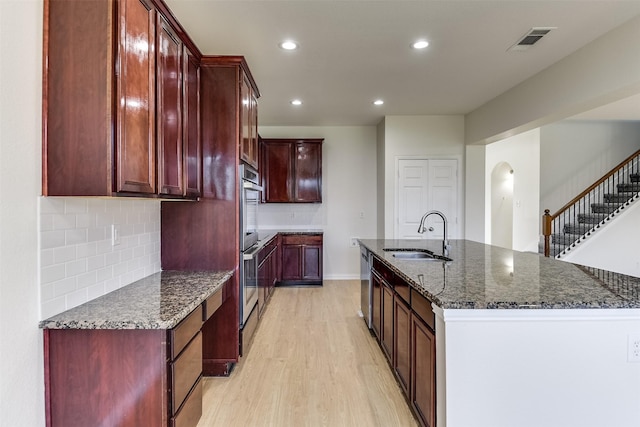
[359,239,640,310]
[39,270,233,330]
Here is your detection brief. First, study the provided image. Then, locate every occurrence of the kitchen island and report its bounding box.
[40,270,233,427]
[359,239,640,427]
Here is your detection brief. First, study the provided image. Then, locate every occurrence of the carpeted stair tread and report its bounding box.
[577,213,607,224]
[550,233,580,246]
[617,183,640,193]
[590,203,622,213]
[631,173,639,182]
[563,223,594,235]
[603,193,631,203]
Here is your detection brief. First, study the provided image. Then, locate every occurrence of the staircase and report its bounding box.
[542,150,640,258]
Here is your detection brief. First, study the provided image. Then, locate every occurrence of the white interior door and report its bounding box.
[397,159,458,240]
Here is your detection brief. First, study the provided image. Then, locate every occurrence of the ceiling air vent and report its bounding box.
[508,27,556,51]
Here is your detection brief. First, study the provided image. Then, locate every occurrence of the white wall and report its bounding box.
[381,116,465,239]
[464,144,486,243]
[441,309,640,427]
[465,15,640,145]
[485,129,541,252]
[0,0,45,425]
[540,120,640,214]
[39,198,161,319]
[376,119,386,239]
[258,126,377,279]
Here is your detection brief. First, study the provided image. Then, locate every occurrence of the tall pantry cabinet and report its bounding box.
[43,0,201,198]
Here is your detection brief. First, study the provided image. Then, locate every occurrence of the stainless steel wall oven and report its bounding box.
[239,164,261,329]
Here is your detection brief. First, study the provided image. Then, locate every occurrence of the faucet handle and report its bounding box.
[428,226,434,232]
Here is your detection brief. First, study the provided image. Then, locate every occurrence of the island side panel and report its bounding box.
[44,329,168,427]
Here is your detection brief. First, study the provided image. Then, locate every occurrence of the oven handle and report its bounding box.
[243,180,263,192]
[243,245,261,260]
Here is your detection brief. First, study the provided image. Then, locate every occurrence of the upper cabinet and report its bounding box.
[261,138,323,203]
[43,0,201,198]
[240,75,259,170]
[199,56,260,199]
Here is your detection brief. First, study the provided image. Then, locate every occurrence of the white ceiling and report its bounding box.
[165,0,640,127]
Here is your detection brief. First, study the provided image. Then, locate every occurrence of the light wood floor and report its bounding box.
[197,280,418,427]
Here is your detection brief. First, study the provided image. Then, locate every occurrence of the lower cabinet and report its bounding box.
[380,279,394,361]
[257,236,278,318]
[411,312,436,427]
[370,255,437,427]
[394,294,411,396]
[44,290,224,427]
[280,233,323,285]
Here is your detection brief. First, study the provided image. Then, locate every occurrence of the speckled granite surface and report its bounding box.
[39,270,233,330]
[359,239,640,309]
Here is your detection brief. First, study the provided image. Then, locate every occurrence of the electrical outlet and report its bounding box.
[111,224,121,246]
[350,237,358,248]
[628,334,640,363]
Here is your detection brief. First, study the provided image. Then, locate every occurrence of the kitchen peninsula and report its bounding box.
[359,239,640,427]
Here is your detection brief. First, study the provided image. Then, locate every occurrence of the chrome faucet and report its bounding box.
[417,210,451,257]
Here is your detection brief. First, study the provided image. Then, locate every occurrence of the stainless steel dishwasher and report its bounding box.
[359,244,372,329]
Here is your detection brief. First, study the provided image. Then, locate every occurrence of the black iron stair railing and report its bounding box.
[542,148,640,257]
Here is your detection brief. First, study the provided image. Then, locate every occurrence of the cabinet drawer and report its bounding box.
[411,289,435,331]
[372,256,395,284]
[171,332,202,415]
[203,289,223,322]
[171,376,203,427]
[281,234,322,245]
[171,305,203,359]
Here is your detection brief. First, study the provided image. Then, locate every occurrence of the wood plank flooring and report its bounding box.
[197,280,418,427]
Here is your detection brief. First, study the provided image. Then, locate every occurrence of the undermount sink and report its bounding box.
[383,248,452,262]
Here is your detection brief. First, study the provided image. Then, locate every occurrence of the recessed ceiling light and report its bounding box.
[290,99,302,106]
[412,40,429,49]
[373,99,384,106]
[279,40,298,50]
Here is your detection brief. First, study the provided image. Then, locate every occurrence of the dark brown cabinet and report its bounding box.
[381,279,394,361]
[240,76,259,169]
[394,294,411,396]
[42,284,228,427]
[371,271,382,340]
[261,139,323,203]
[411,311,436,427]
[369,255,437,427]
[280,234,323,285]
[157,14,183,196]
[43,0,201,198]
[182,46,202,198]
[257,236,278,317]
[199,56,259,199]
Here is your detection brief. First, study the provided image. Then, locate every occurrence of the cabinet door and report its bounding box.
[157,15,183,196]
[281,244,301,281]
[394,296,411,395]
[381,281,394,362]
[411,314,436,427]
[263,142,293,202]
[240,76,252,166]
[116,0,156,194]
[294,142,322,202]
[302,245,322,281]
[371,272,382,340]
[183,45,201,198]
[249,90,259,169]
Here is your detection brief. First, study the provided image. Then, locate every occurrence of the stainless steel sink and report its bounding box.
[383,248,452,262]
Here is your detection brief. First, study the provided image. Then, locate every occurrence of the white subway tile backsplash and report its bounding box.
[65,228,87,245]
[39,197,161,319]
[41,264,66,284]
[53,277,77,297]
[65,259,87,276]
[54,246,76,264]
[41,230,65,249]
